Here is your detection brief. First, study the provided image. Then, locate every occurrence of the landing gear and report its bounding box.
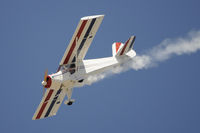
[67,101,73,105]
[64,99,75,106]
[65,88,75,106]
[78,79,84,83]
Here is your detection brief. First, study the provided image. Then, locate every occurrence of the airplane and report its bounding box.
[32,15,136,120]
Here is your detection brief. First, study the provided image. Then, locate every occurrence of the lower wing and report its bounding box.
[32,87,66,120]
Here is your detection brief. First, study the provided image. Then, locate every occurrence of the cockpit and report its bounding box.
[60,63,76,74]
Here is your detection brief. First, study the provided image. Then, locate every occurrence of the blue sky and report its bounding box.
[0,0,200,133]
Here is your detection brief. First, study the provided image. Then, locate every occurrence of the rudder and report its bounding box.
[112,36,136,56]
[112,42,124,56]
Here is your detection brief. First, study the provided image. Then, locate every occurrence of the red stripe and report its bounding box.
[115,42,121,53]
[120,39,130,55]
[57,65,61,72]
[63,20,88,64]
[36,89,54,119]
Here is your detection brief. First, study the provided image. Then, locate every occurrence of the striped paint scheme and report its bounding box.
[77,18,96,57]
[57,18,98,72]
[63,20,88,65]
[120,39,130,55]
[129,36,136,49]
[44,89,62,117]
[35,89,54,119]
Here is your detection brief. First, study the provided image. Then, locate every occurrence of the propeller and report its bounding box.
[42,69,48,96]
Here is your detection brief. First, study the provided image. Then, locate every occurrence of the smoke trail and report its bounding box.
[85,30,200,85]
[131,30,200,70]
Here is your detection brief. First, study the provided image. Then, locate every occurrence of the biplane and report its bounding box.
[32,15,136,120]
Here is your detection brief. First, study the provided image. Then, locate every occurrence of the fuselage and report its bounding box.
[46,50,136,89]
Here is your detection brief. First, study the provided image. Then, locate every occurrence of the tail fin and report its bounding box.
[112,42,124,56]
[112,36,136,56]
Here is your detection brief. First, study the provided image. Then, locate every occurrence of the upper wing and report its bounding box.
[57,15,104,71]
[32,87,66,120]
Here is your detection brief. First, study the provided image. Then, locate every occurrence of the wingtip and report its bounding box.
[130,35,136,41]
[81,14,105,20]
[130,35,136,38]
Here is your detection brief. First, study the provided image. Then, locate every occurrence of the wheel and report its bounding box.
[67,101,73,105]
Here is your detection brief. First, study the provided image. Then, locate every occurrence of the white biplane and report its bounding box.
[32,15,136,120]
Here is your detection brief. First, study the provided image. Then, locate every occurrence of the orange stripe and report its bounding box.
[115,42,121,53]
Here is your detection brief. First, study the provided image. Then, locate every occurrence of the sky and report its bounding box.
[0,0,200,133]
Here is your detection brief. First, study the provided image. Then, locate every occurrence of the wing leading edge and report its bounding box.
[57,15,104,71]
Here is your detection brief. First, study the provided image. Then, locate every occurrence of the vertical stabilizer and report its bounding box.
[112,36,136,56]
[112,42,124,56]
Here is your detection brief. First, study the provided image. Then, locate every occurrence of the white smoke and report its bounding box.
[86,73,107,85]
[85,30,200,84]
[131,30,200,70]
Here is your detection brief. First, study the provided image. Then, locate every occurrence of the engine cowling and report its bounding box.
[42,75,61,89]
[44,76,52,88]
